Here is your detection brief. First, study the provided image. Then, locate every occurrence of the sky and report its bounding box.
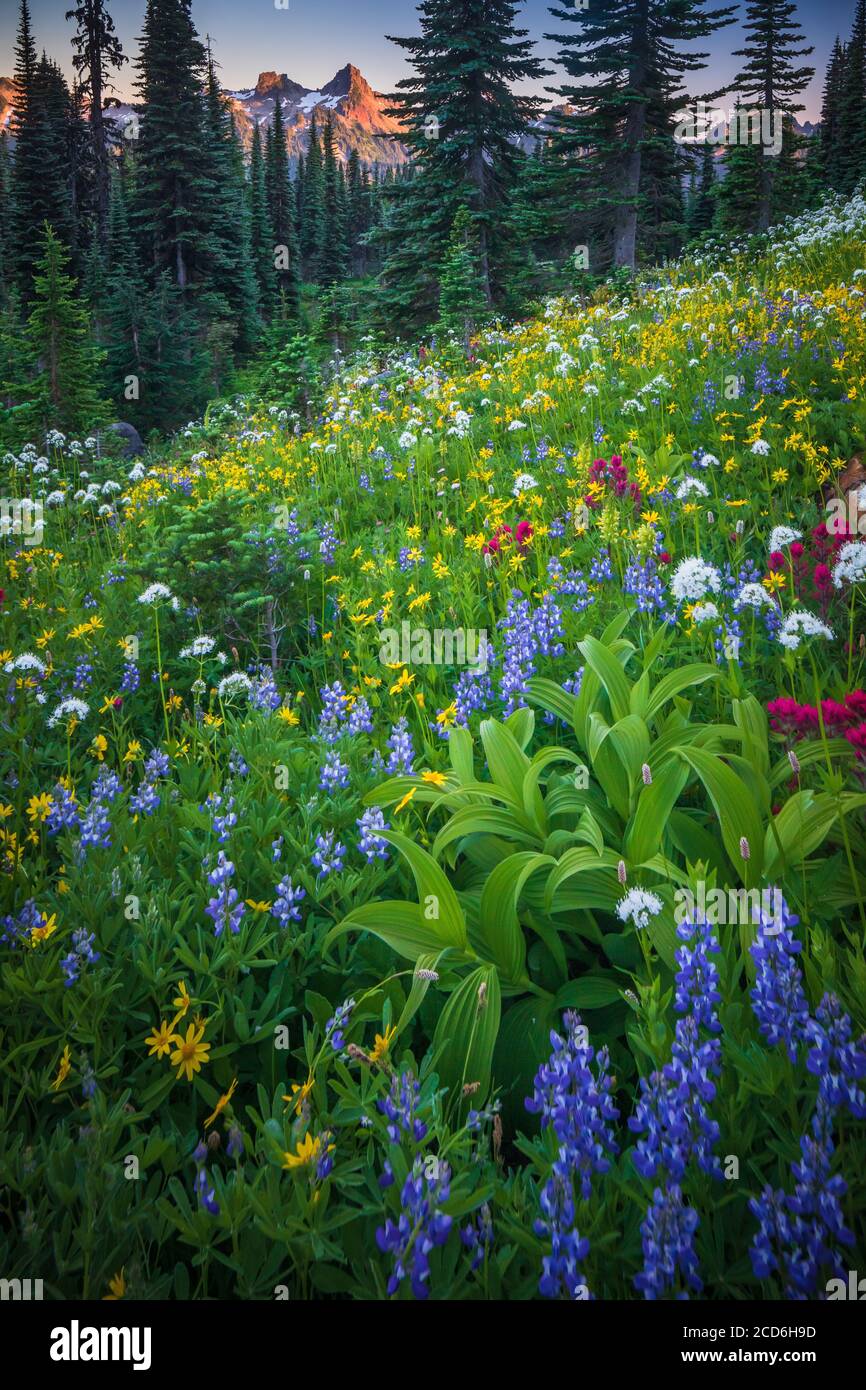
[0,0,853,120]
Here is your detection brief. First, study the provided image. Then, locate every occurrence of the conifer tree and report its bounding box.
[25,223,108,435]
[321,114,349,286]
[202,52,261,353]
[728,1,814,231]
[265,96,301,317]
[437,205,488,350]
[65,0,126,249]
[819,38,848,191]
[379,0,547,327]
[250,124,277,319]
[685,142,716,238]
[301,110,326,277]
[839,1,866,195]
[133,0,213,294]
[546,0,736,270]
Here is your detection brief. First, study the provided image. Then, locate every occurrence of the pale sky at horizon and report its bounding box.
[0,0,853,121]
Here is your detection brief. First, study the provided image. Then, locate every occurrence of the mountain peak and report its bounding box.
[321,64,367,99]
[254,71,308,101]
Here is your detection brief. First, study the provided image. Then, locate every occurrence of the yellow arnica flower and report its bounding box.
[145,1020,176,1059]
[281,1132,331,1170]
[27,791,54,823]
[103,1269,126,1301]
[204,1077,238,1128]
[284,1075,314,1116]
[394,786,416,814]
[169,1023,210,1082]
[172,980,191,1020]
[278,707,299,725]
[50,1044,72,1092]
[30,911,57,945]
[369,1024,398,1063]
[421,769,447,787]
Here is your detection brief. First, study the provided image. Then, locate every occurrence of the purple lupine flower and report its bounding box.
[805,994,866,1121]
[144,749,170,780]
[526,1011,619,1201]
[77,798,112,857]
[384,717,415,775]
[634,1185,703,1299]
[61,927,100,987]
[46,784,80,835]
[311,829,346,879]
[750,898,810,1062]
[357,806,390,863]
[375,1158,452,1299]
[203,791,237,844]
[204,851,245,937]
[378,1071,428,1144]
[319,749,350,792]
[194,1167,220,1215]
[250,668,281,712]
[535,1173,591,1299]
[325,997,355,1053]
[344,697,373,737]
[674,918,722,1032]
[271,874,305,926]
[317,681,347,744]
[461,1204,494,1271]
[130,781,160,816]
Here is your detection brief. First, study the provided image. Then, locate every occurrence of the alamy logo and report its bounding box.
[379,622,489,672]
[0,497,44,546]
[674,101,783,157]
[674,883,783,932]
[0,1277,43,1299]
[826,1270,866,1299]
[49,1320,152,1372]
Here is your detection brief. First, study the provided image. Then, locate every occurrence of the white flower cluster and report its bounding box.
[670,556,722,603]
[778,610,834,651]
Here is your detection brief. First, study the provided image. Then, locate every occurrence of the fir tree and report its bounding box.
[839,1,866,195]
[546,0,736,270]
[24,223,108,436]
[133,0,213,293]
[818,38,847,192]
[65,0,126,249]
[437,205,488,350]
[250,123,277,319]
[265,96,301,317]
[715,103,763,235]
[685,142,716,238]
[728,1,815,232]
[379,0,547,327]
[321,114,349,286]
[301,110,325,278]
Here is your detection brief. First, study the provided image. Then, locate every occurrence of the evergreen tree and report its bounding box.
[715,104,763,235]
[321,114,349,286]
[65,0,126,249]
[546,0,736,270]
[0,136,12,302]
[437,205,488,349]
[265,96,301,316]
[685,142,716,238]
[202,51,261,353]
[818,38,847,192]
[133,0,213,293]
[24,223,108,436]
[250,123,277,319]
[728,1,815,231]
[378,0,547,327]
[301,110,325,277]
[839,1,866,195]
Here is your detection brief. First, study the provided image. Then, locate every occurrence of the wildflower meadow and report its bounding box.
[2,188,866,1318]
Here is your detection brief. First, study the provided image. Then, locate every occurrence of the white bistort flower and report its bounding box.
[47,696,90,728]
[512,472,539,495]
[675,477,709,500]
[138,582,174,606]
[832,540,866,588]
[691,602,719,624]
[778,610,834,650]
[4,652,46,675]
[735,582,774,609]
[750,439,771,456]
[616,888,663,930]
[217,672,252,700]
[768,526,801,553]
[180,635,217,659]
[670,556,722,603]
